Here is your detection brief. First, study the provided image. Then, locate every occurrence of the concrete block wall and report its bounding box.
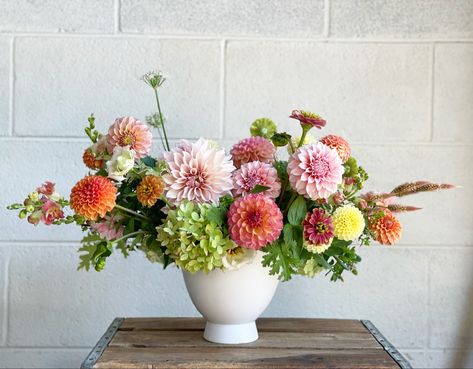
[0,1,472,367]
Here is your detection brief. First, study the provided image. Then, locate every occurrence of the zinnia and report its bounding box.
[302,208,334,254]
[332,205,365,241]
[163,138,234,204]
[137,175,165,207]
[320,135,351,163]
[230,136,275,169]
[289,110,326,129]
[227,194,283,250]
[107,116,152,159]
[288,142,344,200]
[232,161,281,198]
[370,212,402,245]
[70,176,117,221]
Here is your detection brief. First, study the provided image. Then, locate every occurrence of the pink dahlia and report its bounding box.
[230,137,275,169]
[289,110,326,129]
[232,161,281,198]
[288,142,344,200]
[107,116,152,159]
[163,139,234,204]
[227,194,283,249]
[320,135,351,163]
[303,208,334,253]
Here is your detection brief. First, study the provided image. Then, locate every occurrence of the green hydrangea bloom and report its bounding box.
[250,118,277,139]
[300,258,324,278]
[156,201,233,273]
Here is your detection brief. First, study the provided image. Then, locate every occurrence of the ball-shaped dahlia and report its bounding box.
[230,137,275,169]
[137,175,165,207]
[163,139,234,204]
[302,208,334,254]
[227,194,283,250]
[332,205,365,241]
[70,176,117,221]
[232,161,281,198]
[107,116,152,159]
[288,142,344,200]
[82,148,105,169]
[320,135,351,163]
[370,212,402,245]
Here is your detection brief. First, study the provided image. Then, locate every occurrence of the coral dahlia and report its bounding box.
[232,161,281,198]
[302,208,334,254]
[137,175,165,207]
[230,136,275,169]
[163,139,234,204]
[320,135,351,163]
[107,116,152,159]
[370,212,402,245]
[332,205,365,241]
[288,142,344,200]
[83,148,105,170]
[70,176,117,221]
[227,194,283,250]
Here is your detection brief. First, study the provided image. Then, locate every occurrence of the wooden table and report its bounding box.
[81,317,411,368]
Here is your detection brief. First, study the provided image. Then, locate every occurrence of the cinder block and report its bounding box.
[120,0,325,37]
[330,0,473,39]
[14,37,221,138]
[0,348,90,369]
[7,244,198,346]
[0,37,10,136]
[265,247,428,349]
[0,247,5,345]
[430,249,473,349]
[433,44,473,143]
[225,41,431,142]
[0,0,115,33]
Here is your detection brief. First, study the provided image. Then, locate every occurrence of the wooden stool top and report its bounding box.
[81,317,411,369]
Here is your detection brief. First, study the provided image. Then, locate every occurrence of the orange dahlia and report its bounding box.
[137,175,165,207]
[370,212,402,245]
[320,135,351,163]
[70,176,117,221]
[82,148,104,170]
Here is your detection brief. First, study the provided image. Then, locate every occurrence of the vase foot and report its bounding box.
[203,321,258,344]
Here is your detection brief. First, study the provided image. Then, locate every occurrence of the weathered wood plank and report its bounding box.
[109,330,381,350]
[95,347,400,369]
[120,317,367,334]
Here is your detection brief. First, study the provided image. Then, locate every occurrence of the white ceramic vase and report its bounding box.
[182,251,279,344]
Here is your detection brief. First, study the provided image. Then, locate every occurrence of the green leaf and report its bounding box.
[205,206,227,226]
[288,196,307,226]
[141,156,157,168]
[251,184,270,194]
[313,254,331,269]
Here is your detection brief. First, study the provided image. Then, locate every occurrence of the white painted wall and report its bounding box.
[0,1,472,367]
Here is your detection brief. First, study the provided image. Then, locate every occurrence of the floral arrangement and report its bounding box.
[8,71,454,282]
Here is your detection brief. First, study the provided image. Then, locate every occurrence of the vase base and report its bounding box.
[203,321,258,344]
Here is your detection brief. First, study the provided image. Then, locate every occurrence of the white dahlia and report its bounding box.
[163,139,235,204]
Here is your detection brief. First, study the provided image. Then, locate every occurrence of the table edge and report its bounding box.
[361,320,412,369]
[81,317,124,369]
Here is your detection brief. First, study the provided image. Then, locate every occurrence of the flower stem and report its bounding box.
[114,204,152,222]
[113,230,145,244]
[298,127,309,148]
[154,89,170,151]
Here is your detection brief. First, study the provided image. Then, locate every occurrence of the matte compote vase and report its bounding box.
[182,251,279,344]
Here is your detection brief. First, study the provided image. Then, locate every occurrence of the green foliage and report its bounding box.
[84,114,100,143]
[271,132,292,147]
[77,233,112,272]
[251,184,271,194]
[250,118,277,139]
[262,241,299,281]
[287,196,307,226]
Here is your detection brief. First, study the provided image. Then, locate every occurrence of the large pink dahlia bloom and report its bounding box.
[230,137,275,169]
[163,139,235,204]
[227,194,283,250]
[288,142,343,200]
[107,116,152,159]
[232,161,281,198]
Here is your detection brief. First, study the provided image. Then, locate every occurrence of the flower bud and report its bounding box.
[357,199,368,210]
[271,132,291,147]
[29,191,39,201]
[19,209,27,219]
[332,192,345,205]
[25,205,35,213]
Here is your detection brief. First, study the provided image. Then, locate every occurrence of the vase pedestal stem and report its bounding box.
[203,321,258,344]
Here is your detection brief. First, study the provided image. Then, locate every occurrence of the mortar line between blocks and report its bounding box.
[219,39,226,140]
[2,252,10,346]
[8,37,15,136]
[429,43,436,142]
[323,0,331,38]
[114,0,121,33]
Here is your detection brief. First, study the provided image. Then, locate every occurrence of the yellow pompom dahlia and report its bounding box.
[332,205,365,241]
